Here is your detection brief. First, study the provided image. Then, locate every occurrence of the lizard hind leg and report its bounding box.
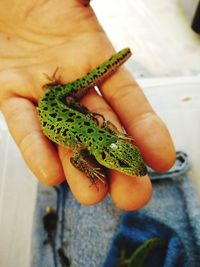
[65,96,106,126]
[42,67,62,90]
[70,148,106,190]
[66,96,90,115]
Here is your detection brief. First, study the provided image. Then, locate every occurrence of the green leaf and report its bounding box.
[127,237,167,267]
[116,249,129,267]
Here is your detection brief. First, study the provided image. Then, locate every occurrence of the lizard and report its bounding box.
[38,48,147,187]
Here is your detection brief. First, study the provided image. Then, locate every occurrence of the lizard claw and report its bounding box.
[92,168,106,183]
[42,67,62,89]
[88,167,106,190]
[119,132,135,143]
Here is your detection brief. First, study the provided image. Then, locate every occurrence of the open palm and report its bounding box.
[0,0,175,210]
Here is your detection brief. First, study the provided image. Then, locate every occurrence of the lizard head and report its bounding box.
[94,139,147,176]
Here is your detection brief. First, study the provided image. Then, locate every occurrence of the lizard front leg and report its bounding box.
[70,148,106,189]
[102,120,134,143]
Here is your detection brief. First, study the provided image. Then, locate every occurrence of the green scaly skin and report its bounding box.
[38,48,147,186]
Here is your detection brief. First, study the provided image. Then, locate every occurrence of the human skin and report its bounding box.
[0,0,176,210]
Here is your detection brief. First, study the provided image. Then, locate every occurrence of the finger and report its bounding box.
[57,89,120,205]
[109,171,152,211]
[58,146,108,205]
[1,97,65,185]
[100,66,176,171]
[83,91,152,210]
[60,90,109,205]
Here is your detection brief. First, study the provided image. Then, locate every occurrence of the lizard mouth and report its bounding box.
[117,158,147,177]
[118,158,132,168]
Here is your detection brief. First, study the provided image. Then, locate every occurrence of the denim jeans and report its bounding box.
[31,152,200,267]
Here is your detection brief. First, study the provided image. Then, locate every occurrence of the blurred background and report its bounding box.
[93,0,200,77]
[0,1,200,266]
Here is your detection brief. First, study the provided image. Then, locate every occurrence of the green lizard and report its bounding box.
[38,48,147,186]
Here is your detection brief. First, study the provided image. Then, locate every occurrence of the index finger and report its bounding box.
[100,66,176,171]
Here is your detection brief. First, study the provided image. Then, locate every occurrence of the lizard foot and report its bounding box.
[88,167,106,184]
[70,150,106,190]
[42,67,62,89]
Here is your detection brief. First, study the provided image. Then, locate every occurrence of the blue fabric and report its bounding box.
[104,152,200,267]
[103,215,186,267]
[30,152,200,267]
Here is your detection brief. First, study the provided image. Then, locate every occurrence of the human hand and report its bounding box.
[0,0,175,210]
